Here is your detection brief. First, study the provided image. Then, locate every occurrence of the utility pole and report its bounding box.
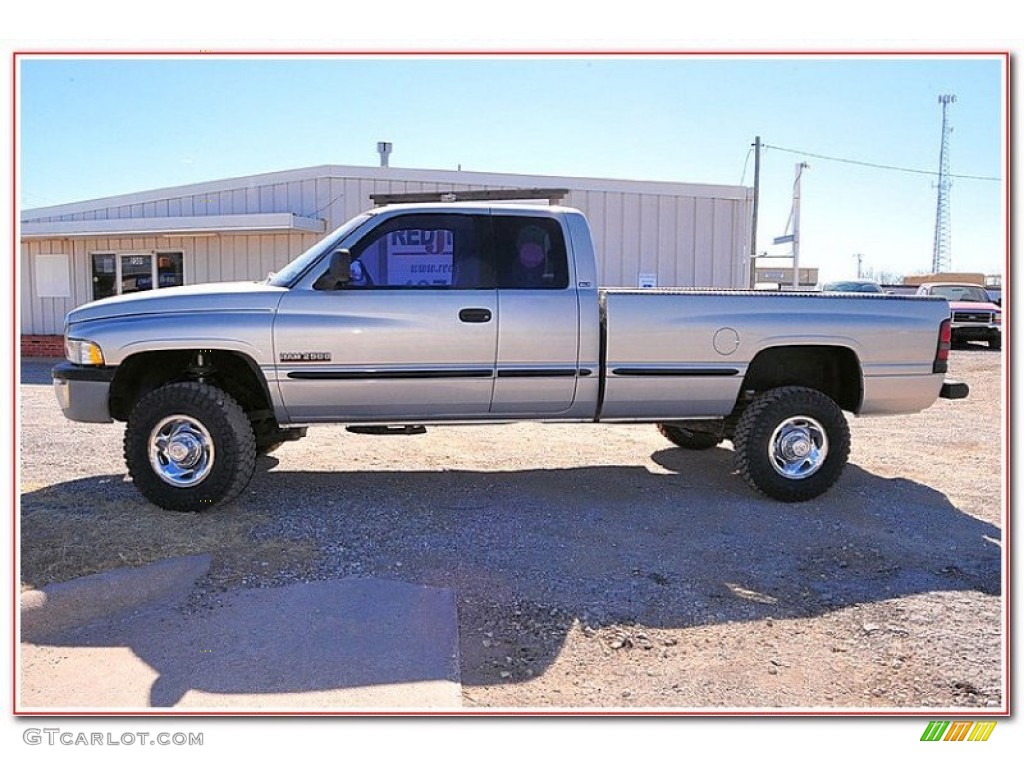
[791,162,810,289]
[750,136,762,288]
[854,253,863,279]
[771,161,810,290]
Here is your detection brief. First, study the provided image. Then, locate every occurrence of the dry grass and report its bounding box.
[19,479,316,590]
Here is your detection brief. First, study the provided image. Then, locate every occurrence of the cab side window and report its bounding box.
[343,213,494,289]
[493,216,569,290]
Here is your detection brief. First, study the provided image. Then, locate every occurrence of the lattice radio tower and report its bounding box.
[931,94,956,273]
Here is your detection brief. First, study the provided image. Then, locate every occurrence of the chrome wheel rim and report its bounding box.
[768,416,828,480]
[148,415,215,487]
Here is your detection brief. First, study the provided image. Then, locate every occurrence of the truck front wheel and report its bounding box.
[124,382,257,511]
[732,386,850,502]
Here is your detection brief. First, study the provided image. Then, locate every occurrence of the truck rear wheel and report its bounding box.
[124,382,257,511]
[657,423,723,450]
[732,386,850,502]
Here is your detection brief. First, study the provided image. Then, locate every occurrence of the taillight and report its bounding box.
[934,318,951,373]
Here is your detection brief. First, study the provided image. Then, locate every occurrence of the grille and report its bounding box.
[952,311,993,324]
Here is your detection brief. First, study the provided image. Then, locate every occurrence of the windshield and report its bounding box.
[823,281,882,293]
[267,213,374,287]
[927,285,991,303]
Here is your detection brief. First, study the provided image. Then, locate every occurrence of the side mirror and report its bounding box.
[313,249,352,290]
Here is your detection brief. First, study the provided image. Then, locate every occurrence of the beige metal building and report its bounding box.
[19,164,753,353]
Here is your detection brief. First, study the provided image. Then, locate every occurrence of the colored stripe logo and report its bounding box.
[921,721,997,742]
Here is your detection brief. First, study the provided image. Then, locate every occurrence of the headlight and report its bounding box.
[994,313,1001,326]
[65,338,105,365]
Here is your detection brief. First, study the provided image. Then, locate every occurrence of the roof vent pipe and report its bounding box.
[377,141,393,168]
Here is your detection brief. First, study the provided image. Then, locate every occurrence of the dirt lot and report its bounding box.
[19,347,1004,710]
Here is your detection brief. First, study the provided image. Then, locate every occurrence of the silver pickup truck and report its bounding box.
[53,203,967,511]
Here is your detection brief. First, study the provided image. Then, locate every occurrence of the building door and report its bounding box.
[119,253,153,293]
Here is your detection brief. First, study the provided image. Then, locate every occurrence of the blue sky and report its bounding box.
[18,55,1005,282]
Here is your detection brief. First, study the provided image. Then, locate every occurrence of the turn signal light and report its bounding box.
[933,319,951,374]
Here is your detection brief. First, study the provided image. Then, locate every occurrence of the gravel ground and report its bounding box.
[19,347,1005,710]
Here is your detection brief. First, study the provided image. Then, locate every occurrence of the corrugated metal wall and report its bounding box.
[561,190,748,288]
[21,167,752,335]
[20,233,324,335]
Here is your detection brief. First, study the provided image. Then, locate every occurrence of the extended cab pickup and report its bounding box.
[53,203,968,511]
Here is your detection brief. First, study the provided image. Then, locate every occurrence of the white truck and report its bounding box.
[53,203,968,511]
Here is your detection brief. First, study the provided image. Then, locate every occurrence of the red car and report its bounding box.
[916,282,1001,350]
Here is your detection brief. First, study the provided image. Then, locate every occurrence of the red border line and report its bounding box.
[11,49,18,719]
[1002,50,1011,719]
[10,49,1012,718]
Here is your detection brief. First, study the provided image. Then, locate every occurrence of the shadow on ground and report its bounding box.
[20,449,1002,700]
[20,357,61,385]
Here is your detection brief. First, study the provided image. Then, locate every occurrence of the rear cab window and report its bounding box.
[492,215,570,290]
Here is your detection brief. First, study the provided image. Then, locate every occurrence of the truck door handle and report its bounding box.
[459,308,492,323]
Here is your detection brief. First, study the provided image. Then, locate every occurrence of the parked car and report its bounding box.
[821,280,884,293]
[915,282,1001,349]
[880,284,919,297]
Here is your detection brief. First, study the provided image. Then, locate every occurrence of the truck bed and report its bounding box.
[598,289,950,419]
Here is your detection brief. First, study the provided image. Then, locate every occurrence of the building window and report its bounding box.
[158,252,184,288]
[91,251,184,300]
[91,253,117,300]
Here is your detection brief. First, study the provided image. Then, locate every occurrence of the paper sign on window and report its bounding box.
[386,229,454,286]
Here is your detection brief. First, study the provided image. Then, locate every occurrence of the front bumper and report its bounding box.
[52,362,116,423]
[951,325,1000,342]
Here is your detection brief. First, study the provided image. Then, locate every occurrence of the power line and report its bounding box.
[739,146,753,186]
[762,143,1000,182]
[307,191,345,218]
